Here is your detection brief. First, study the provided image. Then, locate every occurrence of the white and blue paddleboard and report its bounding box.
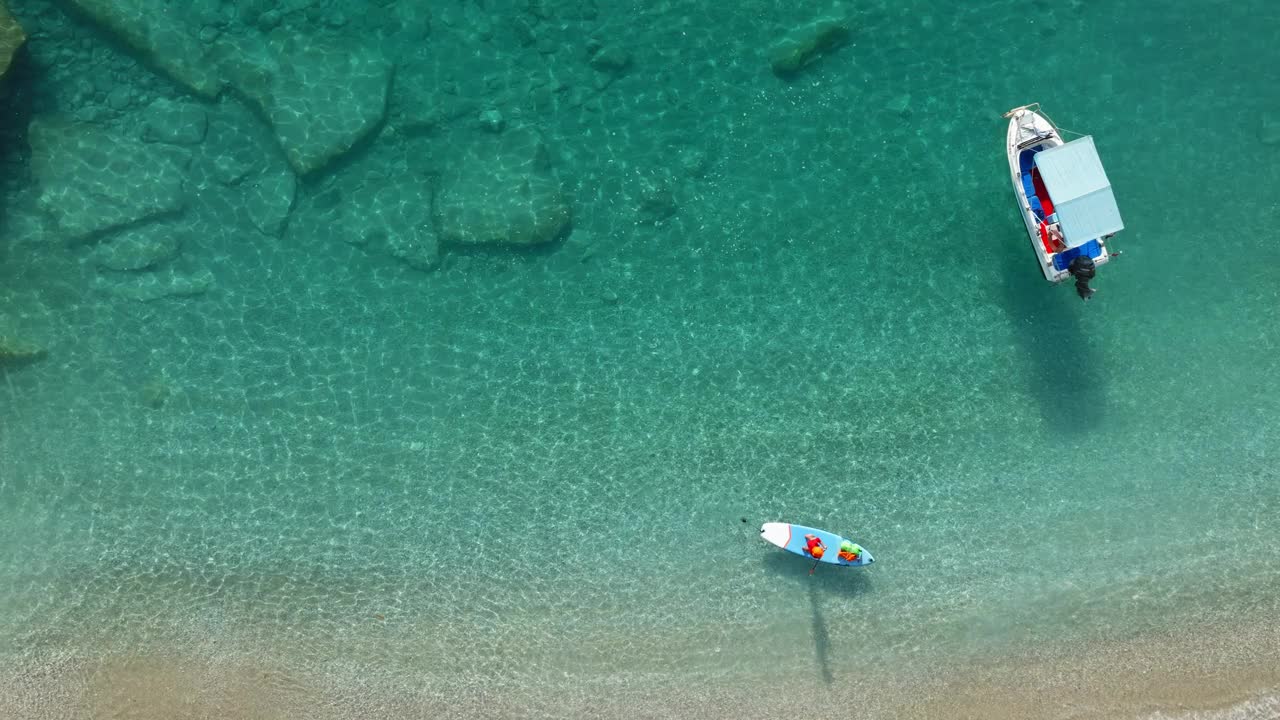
[760,522,875,567]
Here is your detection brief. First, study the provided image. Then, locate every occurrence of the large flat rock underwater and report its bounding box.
[58,0,391,176]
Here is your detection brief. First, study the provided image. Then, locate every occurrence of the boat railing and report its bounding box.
[1033,106,1088,139]
[1002,102,1041,119]
[1005,103,1087,140]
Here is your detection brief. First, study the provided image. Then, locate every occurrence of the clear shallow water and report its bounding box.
[1,0,1279,716]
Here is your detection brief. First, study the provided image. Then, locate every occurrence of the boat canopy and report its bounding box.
[1034,136,1124,249]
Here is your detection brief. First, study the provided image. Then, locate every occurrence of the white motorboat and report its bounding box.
[1003,104,1124,299]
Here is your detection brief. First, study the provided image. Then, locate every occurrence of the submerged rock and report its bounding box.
[256,34,392,175]
[95,267,214,302]
[385,229,441,272]
[1260,115,1280,146]
[768,16,851,77]
[139,97,208,145]
[350,179,445,271]
[885,93,911,117]
[138,376,171,409]
[586,41,631,74]
[388,64,482,138]
[677,146,711,177]
[435,128,572,247]
[243,167,297,237]
[88,222,182,271]
[478,108,505,133]
[60,0,391,175]
[61,0,222,95]
[633,169,677,224]
[344,174,441,271]
[30,119,188,241]
[0,332,46,368]
[204,104,272,186]
[303,158,441,272]
[0,1,25,82]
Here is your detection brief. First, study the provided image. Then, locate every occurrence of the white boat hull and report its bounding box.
[1004,105,1111,284]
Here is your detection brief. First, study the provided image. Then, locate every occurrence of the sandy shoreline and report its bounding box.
[3,608,1277,720]
[890,618,1280,720]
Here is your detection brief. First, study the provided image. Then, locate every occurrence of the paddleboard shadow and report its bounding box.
[761,552,871,597]
[809,583,835,685]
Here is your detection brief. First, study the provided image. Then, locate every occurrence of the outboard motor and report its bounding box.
[1067,255,1097,301]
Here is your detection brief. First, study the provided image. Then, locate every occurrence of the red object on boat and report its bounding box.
[1031,168,1055,216]
[1038,221,1054,254]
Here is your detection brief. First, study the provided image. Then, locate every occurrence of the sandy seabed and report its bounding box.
[3,610,1277,720]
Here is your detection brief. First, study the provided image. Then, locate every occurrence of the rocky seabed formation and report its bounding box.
[57,0,392,176]
[0,0,24,82]
[7,0,600,299]
[3,0,858,322]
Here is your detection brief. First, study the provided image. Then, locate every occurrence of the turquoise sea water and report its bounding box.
[2,0,1279,717]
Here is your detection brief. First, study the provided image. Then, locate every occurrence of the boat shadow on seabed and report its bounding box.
[808,582,835,685]
[761,551,873,597]
[758,551,865,686]
[995,240,1107,434]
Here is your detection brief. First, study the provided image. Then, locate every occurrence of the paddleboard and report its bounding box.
[760,522,875,567]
